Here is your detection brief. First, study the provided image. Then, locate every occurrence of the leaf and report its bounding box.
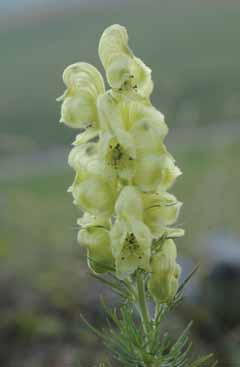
[177,264,200,295]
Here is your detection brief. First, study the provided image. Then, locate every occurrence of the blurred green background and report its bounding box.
[1,0,240,366]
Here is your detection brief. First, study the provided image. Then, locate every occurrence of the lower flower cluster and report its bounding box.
[58,24,184,303]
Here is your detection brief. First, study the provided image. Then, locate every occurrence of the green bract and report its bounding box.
[59,23,183,283]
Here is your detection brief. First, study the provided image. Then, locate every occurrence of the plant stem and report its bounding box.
[136,271,150,333]
[154,303,161,321]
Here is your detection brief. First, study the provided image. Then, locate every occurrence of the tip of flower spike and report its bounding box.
[99,24,128,45]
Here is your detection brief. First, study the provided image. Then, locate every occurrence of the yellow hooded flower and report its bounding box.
[97,93,136,181]
[97,92,169,183]
[148,239,181,303]
[129,107,168,155]
[98,24,153,98]
[68,142,100,174]
[110,218,152,279]
[115,185,143,222]
[133,154,182,192]
[58,62,105,129]
[98,88,167,146]
[69,172,116,216]
[78,225,114,273]
[142,191,182,238]
[68,141,117,216]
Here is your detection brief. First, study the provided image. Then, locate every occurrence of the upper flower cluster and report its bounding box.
[58,24,184,303]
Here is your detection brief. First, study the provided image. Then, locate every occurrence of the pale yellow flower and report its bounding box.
[115,185,143,222]
[68,142,99,174]
[142,191,182,238]
[98,92,167,149]
[130,109,168,155]
[69,173,116,216]
[68,140,117,215]
[98,24,153,98]
[58,62,105,129]
[97,92,170,184]
[148,239,181,303]
[99,132,135,181]
[133,154,181,192]
[110,218,152,279]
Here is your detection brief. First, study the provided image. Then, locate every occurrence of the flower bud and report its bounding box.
[78,226,114,273]
[148,240,181,303]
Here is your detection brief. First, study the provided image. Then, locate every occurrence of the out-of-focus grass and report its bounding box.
[176,143,240,257]
[0,173,107,366]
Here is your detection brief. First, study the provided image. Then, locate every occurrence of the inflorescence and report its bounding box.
[58,24,184,304]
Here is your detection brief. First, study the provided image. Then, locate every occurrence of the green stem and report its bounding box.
[154,303,161,321]
[136,271,150,333]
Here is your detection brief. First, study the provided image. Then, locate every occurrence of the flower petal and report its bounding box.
[142,191,182,237]
[59,62,105,129]
[73,128,99,145]
[115,186,143,221]
[98,24,153,98]
[68,142,100,174]
[63,62,105,95]
[71,175,116,216]
[78,226,114,273]
[134,154,181,192]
